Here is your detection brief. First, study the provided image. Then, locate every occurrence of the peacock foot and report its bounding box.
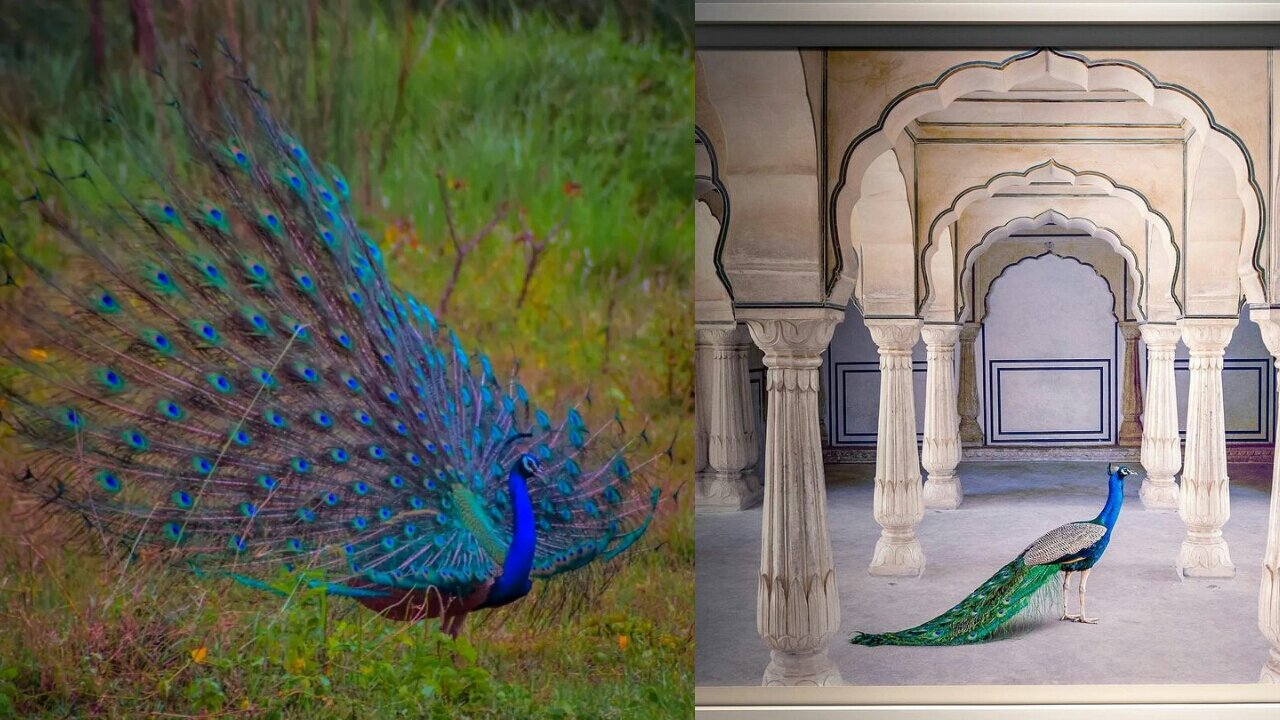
[1061,614,1079,621]
[1074,616,1099,624]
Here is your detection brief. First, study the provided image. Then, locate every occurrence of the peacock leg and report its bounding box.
[1060,571,1076,620]
[1076,568,1098,624]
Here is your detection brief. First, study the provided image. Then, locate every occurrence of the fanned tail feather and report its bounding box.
[850,559,1062,647]
[0,44,662,613]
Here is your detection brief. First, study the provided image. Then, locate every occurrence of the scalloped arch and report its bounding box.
[921,160,1180,321]
[830,48,1266,308]
[959,210,1152,324]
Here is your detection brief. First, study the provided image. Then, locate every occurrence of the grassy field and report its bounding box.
[0,3,692,717]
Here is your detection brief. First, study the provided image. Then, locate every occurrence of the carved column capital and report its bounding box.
[865,317,923,354]
[1178,317,1237,354]
[921,323,962,348]
[745,314,841,368]
[959,322,980,343]
[1253,308,1280,360]
[1118,320,1141,341]
[1139,322,1182,349]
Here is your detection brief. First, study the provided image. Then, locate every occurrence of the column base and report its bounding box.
[922,475,963,510]
[1261,649,1280,683]
[1176,537,1236,578]
[1139,478,1179,510]
[696,471,762,513]
[869,532,925,577]
[763,648,844,687]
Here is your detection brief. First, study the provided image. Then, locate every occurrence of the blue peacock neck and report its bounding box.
[481,468,538,608]
[1094,472,1125,530]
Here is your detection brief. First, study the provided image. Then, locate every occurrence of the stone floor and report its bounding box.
[696,461,1275,686]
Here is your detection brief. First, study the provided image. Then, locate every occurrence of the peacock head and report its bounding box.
[1107,464,1134,480]
[514,453,543,480]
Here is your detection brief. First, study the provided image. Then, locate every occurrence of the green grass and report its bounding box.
[0,3,693,717]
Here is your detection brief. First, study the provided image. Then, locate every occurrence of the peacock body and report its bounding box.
[0,51,660,636]
[851,465,1130,647]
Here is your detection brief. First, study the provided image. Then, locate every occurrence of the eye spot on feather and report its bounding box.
[286,538,303,552]
[239,502,258,518]
[393,422,408,436]
[354,411,372,426]
[232,430,251,446]
[324,492,340,507]
[159,401,183,420]
[353,481,370,496]
[207,373,233,393]
[291,458,311,473]
[368,445,386,460]
[408,496,425,510]
[404,452,422,466]
[351,516,367,530]
[122,429,148,450]
[229,536,247,552]
[387,475,404,488]
[257,475,276,490]
[96,470,121,493]
[380,536,396,550]
[163,522,183,541]
[192,457,213,475]
[329,448,348,463]
[298,508,316,523]
[378,507,393,521]
[403,524,416,538]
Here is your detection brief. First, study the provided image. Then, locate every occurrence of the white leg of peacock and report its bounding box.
[0,48,662,635]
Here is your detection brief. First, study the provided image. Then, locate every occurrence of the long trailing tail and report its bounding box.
[850,558,1062,647]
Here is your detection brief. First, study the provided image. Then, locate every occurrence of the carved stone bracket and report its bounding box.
[865,317,926,577]
[1175,317,1237,579]
[744,311,844,686]
[1138,322,1182,510]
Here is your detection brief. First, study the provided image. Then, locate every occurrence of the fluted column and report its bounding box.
[1118,321,1145,447]
[957,323,983,446]
[1251,308,1280,681]
[746,313,843,686]
[695,324,762,513]
[1175,317,1237,579]
[921,324,963,510]
[866,318,926,576]
[1139,323,1182,510]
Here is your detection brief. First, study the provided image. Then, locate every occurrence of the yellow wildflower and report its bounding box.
[618,635,629,651]
[26,348,48,362]
[190,646,208,664]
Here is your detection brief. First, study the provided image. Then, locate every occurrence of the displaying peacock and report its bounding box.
[0,49,662,638]
[851,465,1131,647]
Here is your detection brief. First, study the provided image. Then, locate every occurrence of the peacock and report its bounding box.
[0,49,662,638]
[851,464,1131,646]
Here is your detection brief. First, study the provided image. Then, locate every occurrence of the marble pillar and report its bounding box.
[695,324,762,513]
[921,324,963,510]
[957,323,984,446]
[1175,317,1237,579]
[1118,321,1145,447]
[746,313,843,686]
[1252,308,1280,681]
[1138,323,1182,510]
[866,318,926,576]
